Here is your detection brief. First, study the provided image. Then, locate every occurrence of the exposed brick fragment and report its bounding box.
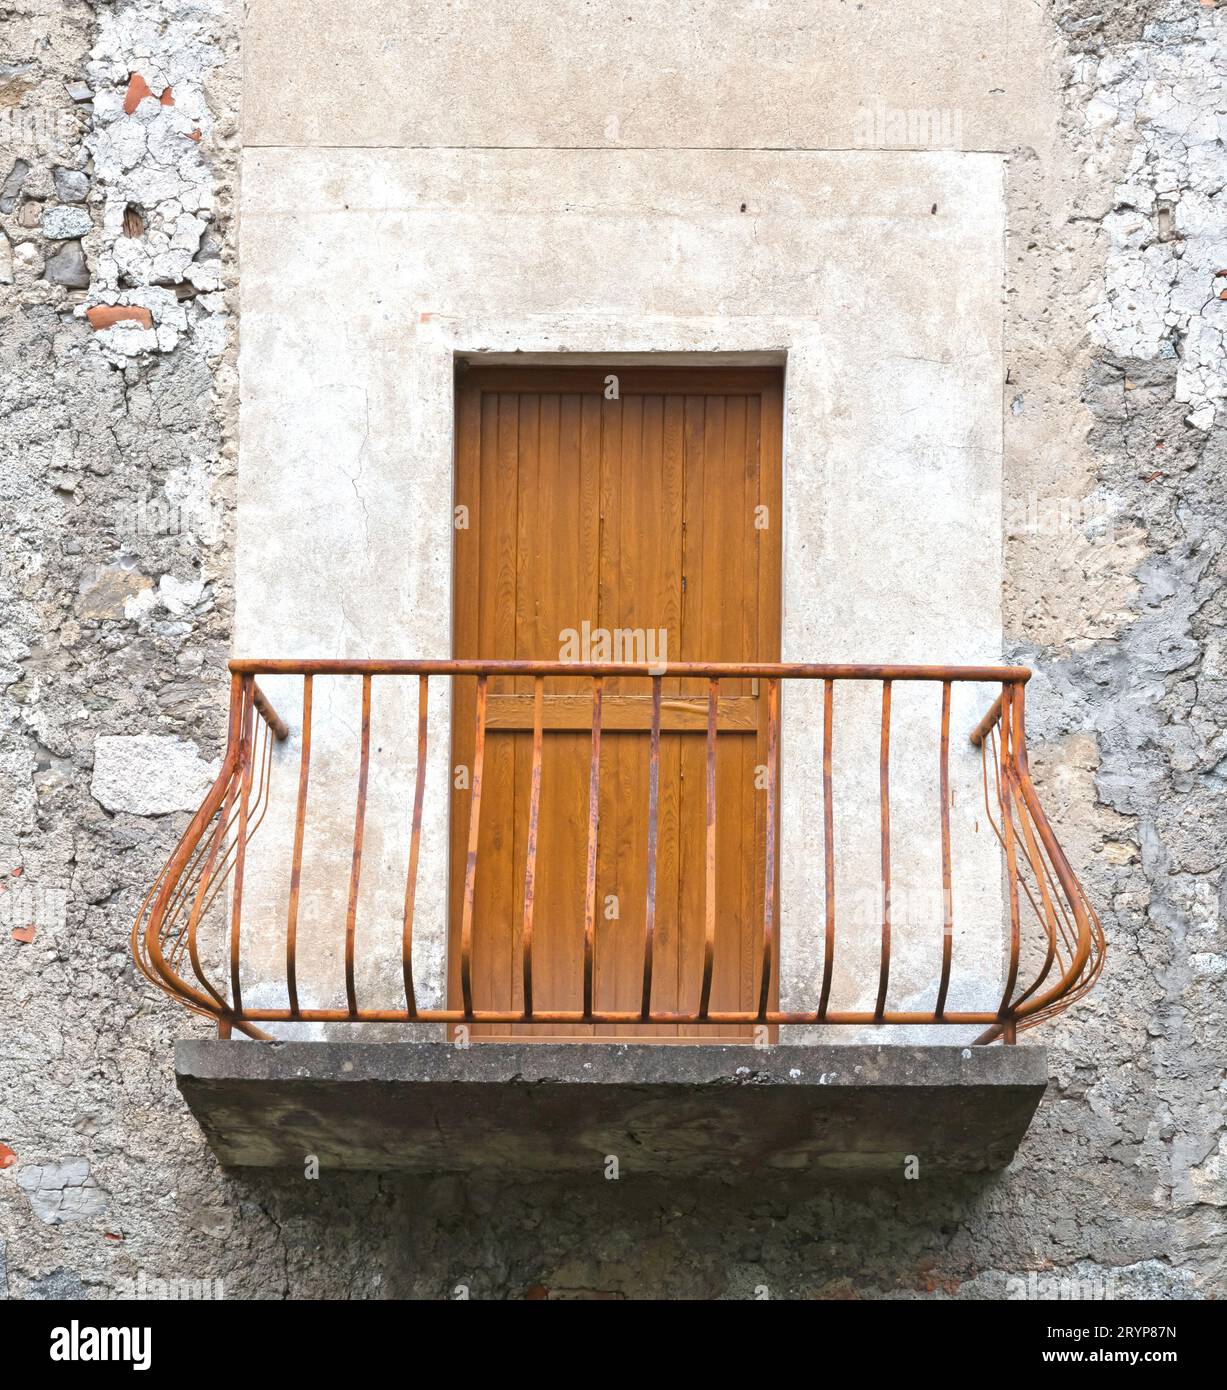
[86,305,153,331]
[0,1143,15,1168]
[11,926,35,944]
[123,73,152,114]
[160,87,174,105]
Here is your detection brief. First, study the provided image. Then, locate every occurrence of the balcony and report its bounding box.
[135,659,1103,1174]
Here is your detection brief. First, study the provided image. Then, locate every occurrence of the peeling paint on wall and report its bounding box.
[84,0,228,361]
[1080,6,1226,431]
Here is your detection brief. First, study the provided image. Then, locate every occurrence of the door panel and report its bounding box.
[450,367,782,1040]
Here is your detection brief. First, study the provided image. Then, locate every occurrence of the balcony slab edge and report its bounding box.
[175,1041,1047,1176]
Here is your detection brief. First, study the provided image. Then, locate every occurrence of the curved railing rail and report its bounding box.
[132,660,1104,1043]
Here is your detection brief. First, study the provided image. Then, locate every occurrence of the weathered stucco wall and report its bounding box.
[1,0,1224,1300]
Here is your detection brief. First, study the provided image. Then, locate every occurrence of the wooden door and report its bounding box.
[450,366,782,1040]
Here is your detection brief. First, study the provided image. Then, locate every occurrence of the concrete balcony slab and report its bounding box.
[175,1041,1047,1176]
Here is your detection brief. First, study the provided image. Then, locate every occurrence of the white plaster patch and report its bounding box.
[158,573,206,615]
[91,734,220,815]
[17,1158,109,1224]
[84,0,227,362]
[123,587,159,621]
[1082,7,1227,429]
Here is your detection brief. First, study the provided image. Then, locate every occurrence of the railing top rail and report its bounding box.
[229,658,1032,682]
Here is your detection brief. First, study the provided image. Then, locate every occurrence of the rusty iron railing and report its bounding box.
[132,660,1104,1043]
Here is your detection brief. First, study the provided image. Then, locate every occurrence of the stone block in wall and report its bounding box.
[91,735,220,816]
